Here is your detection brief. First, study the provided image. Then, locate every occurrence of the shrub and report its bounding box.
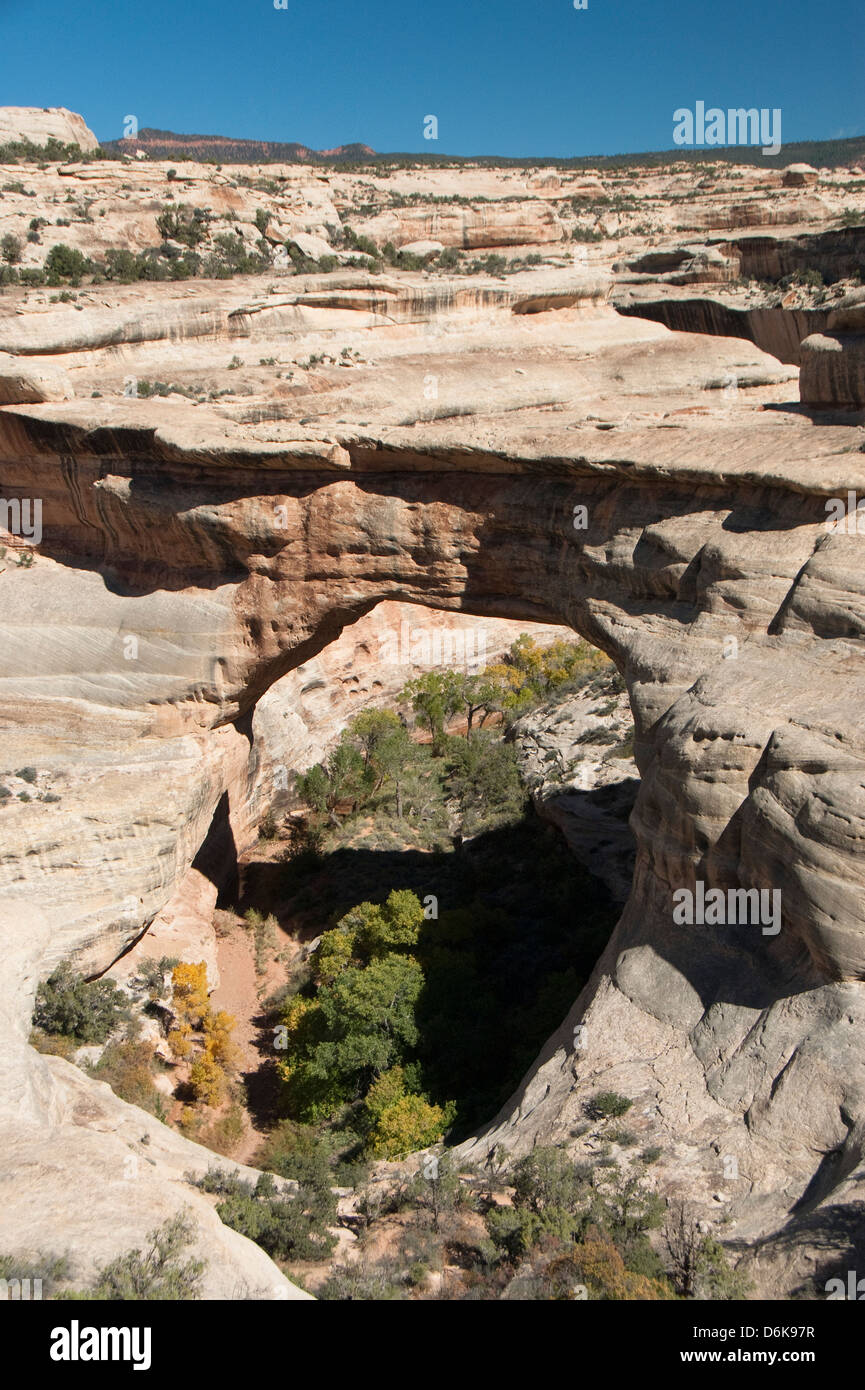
[171,961,209,1026]
[244,908,278,975]
[44,243,89,283]
[512,1146,590,1214]
[188,1047,227,1106]
[445,731,526,833]
[317,1262,407,1300]
[693,1234,752,1300]
[88,1039,162,1114]
[201,1102,245,1156]
[0,1252,70,1297]
[214,1171,336,1262]
[205,1009,236,1066]
[133,954,178,1000]
[585,1091,633,1120]
[102,247,141,282]
[32,962,126,1043]
[399,1154,468,1232]
[344,228,379,258]
[1,233,21,264]
[70,1213,205,1300]
[547,1232,670,1300]
[364,1067,451,1157]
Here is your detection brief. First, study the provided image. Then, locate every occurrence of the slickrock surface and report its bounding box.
[512,684,638,905]
[0,106,99,150]
[1,139,865,1297]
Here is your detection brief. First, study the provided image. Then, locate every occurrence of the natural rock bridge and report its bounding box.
[2,394,865,1295]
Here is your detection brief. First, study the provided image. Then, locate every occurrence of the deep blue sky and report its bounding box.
[0,0,862,157]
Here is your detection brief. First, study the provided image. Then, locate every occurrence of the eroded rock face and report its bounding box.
[0,106,99,151]
[800,292,865,409]
[253,600,572,819]
[512,684,638,906]
[1,152,865,1297]
[799,332,865,408]
[0,353,75,404]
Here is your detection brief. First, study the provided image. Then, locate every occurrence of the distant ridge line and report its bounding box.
[85,127,865,172]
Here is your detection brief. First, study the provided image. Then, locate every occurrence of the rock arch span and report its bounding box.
[1,406,865,1293]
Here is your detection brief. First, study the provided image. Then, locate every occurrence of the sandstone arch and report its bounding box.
[2,403,865,1294]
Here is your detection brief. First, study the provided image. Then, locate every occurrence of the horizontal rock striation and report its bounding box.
[1,148,865,1296]
[613,287,827,365]
[800,291,865,410]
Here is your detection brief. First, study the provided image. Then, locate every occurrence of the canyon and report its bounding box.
[1,118,864,1298]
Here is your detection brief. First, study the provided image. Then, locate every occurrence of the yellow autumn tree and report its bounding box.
[167,1021,193,1060]
[171,961,210,1028]
[204,1008,236,1067]
[188,1044,227,1107]
[363,1067,452,1158]
[547,1233,672,1300]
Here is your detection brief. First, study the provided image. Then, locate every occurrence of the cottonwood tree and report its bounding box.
[400,670,464,754]
[296,741,367,824]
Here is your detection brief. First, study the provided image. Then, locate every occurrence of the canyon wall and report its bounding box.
[2,400,865,1293]
[0,142,864,1295]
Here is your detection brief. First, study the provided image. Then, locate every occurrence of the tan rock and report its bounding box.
[0,106,99,151]
[0,151,862,1302]
[783,163,819,187]
[0,353,74,403]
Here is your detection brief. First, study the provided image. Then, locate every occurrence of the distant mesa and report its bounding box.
[0,105,99,151]
[101,127,377,165]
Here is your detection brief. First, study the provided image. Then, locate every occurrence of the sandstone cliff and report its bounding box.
[0,106,99,150]
[1,145,865,1297]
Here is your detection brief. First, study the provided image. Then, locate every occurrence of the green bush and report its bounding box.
[62,1214,205,1301]
[33,962,126,1043]
[585,1090,633,1120]
[44,243,90,283]
[445,731,526,833]
[209,1170,337,1262]
[512,1146,591,1214]
[87,1039,163,1115]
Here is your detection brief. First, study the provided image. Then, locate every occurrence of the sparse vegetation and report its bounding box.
[32,962,127,1044]
[60,1213,206,1301]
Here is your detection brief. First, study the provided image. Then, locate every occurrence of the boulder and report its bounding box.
[799,331,865,409]
[0,353,74,404]
[399,239,445,258]
[287,232,335,262]
[0,106,99,151]
[782,163,818,187]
